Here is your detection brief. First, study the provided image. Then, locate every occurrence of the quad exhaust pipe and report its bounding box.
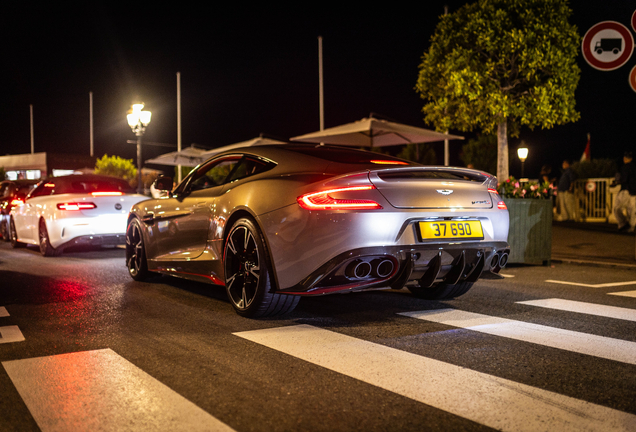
[346,258,395,280]
[489,251,510,272]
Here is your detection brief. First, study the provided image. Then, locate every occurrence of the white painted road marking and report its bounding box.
[234,324,636,432]
[0,325,24,343]
[517,298,636,322]
[545,279,636,288]
[608,290,636,298]
[0,306,9,317]
[2,349,235,432]
[399,309,636,365]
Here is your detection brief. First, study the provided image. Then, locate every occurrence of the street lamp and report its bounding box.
[517,146,528,179]
[127,103,152,194]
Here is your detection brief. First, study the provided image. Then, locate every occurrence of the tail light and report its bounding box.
[487,188,498,194]
[10,198,24,207]
[57,202,97,211]
[91,191,123,197]
[297,185,383,210]
[497,201,507,210]
[370,160,410,166]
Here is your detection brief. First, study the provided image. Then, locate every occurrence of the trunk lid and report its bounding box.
[368,167,495,209]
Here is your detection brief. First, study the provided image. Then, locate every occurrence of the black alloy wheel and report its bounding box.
[39,219,59,257]
[126,218,149,281]
[224,218,299,318]
[9,218,24,249]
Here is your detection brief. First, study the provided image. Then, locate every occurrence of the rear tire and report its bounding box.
[224,218,299,318]
[39,219,59,257]
[126,218,150,281]
[10,218,24,249]
[408,281,474,300]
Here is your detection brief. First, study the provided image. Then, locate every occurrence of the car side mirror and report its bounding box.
[154,176,173,192]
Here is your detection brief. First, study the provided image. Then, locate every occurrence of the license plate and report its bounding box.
[418,221,483,240]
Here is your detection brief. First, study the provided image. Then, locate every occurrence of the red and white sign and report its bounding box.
[582,21,634,71]
[629,65,636,93]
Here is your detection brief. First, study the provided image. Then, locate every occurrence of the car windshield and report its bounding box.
[57,177,136,194]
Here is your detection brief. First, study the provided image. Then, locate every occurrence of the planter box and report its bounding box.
[504,198,552,265]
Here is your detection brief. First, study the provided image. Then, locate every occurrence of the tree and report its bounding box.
[94,154,137,184]
[416,0,580,180]
[460,135,497,175]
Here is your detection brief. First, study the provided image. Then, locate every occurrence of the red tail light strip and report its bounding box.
[497,201,507,210]
[57,202,97,211]
[297,185,383,210]
[91,191,123,197]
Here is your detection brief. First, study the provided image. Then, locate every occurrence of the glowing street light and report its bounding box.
[517,146,528,178]
[127,103,152,194]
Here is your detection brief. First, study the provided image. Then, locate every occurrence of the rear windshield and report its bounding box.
[284,145,414,165]
[378,170,485,182]
[60,178,135,194]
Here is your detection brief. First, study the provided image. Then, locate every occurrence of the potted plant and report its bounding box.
[500,177,555,265]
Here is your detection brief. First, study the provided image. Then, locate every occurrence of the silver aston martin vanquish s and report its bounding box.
[126,144,509,317]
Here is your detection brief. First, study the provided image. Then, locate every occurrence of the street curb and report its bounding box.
[551,257,636,270]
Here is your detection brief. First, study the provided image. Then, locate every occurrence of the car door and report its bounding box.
[149,156,243,261]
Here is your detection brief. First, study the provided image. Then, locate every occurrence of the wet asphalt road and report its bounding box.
[1,241,636,431]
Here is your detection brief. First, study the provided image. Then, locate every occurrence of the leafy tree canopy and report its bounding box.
[460,134,497,175]
[416,0,580,179]
[94,154,137,183]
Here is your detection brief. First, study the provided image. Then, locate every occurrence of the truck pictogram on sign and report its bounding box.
[595,38,622,55]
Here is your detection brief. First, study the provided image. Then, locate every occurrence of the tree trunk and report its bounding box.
[497,120,509,180]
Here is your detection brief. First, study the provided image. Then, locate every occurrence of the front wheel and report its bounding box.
[39,219,59,257]
[408,281,474,300]
[0,219,9,242]
[126,218,150,281]
[224,218,299,318]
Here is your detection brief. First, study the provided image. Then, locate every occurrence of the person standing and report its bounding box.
[613,151,636,232]
[555,159,575,221]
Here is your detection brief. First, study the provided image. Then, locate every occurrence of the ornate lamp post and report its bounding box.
[127,103,152,194]
[517,146,528,179]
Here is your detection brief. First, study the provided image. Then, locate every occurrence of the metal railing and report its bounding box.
[571,177,617,222]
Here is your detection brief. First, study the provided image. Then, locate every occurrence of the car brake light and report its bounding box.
[10,198,24,206]
[91,191,123,197]
[370,160,409,165]
[297,185,383,210]
[57,202,97,211]
[488,188,498,194]
[497,201,507,210]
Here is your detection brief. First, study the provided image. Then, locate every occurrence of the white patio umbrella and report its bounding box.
[199,136,287,160]
[145,145,208,167]
[290,117,463,147]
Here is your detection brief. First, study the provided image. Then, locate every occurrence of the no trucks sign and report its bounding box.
[582,21,634,71]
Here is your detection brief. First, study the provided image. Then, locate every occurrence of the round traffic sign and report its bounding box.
[582,21,634,71]
[632,9,636,33]
[629,65,636,93]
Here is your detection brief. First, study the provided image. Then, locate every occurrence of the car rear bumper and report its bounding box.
[57,233,126,250]
[277,241,510,295]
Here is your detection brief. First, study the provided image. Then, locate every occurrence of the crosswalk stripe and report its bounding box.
[0,306,9,317]
[517,298,636,322]
[608,290,636,298]
[399,309,636,365]
[545,279,636,288]
[2,349,235,432]
[234,325,636,432]
[0,325,24,343]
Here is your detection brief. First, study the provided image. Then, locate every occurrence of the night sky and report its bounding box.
[1,2,635,179]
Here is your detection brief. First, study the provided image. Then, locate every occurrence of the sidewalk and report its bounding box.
[551,221,636,269]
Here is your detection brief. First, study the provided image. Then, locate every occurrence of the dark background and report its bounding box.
[1,2,634,179]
